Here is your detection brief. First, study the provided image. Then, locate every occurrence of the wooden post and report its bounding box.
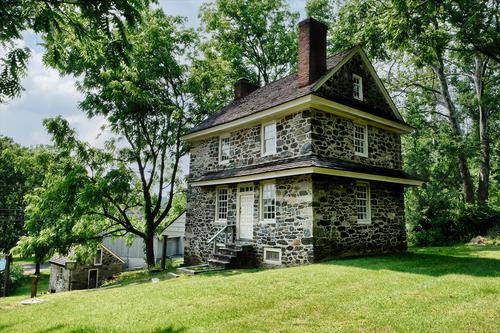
[30,275,39,298]
[160,235,168,270]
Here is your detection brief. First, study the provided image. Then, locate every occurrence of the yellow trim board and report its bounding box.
[190,166,424,187]
[183,94,413,141]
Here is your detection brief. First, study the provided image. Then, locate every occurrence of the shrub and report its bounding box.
[409,203,500,246]
[9,263,25,288]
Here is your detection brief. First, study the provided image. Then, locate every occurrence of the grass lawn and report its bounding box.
[0,245,498,333]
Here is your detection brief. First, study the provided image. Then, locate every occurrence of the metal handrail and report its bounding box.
[207,225,228,245]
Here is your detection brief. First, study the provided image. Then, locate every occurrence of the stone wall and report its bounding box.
[49,264,70,293]
[316,53,396,121]
[311,110,402,169]
[312,175,406,260]
[184,175,314,267]
[189,111,312,179]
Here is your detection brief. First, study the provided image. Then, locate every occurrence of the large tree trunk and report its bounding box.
[473,54,490,203]
[434,52,475,203]
[35,262,41,275]
[144,235,156,269]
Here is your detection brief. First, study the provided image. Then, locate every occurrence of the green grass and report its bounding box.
[0,245,498,333]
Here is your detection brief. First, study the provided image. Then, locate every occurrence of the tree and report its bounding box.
[0,136,27,254]
[199,0,299,86]
[0,0,149,103]
[28,9,199,268]
[307,0,499,204]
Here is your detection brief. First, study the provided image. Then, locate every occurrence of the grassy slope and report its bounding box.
[0,245,498,333]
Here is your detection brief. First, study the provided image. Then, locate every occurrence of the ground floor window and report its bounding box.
[263,247,282,265]
[215,187,229,222]
[261,182,276,221]
[356,182,371,223]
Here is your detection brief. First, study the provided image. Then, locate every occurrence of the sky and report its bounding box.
[0,0,307,148]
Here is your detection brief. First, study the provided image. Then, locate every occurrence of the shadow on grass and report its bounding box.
[36,325,185,333]
[321,250,500,278]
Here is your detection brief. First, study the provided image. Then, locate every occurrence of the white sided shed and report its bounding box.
[103,211,185,269]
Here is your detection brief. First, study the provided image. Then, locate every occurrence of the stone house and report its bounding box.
[183,18,423,268]
[48,246,124,293]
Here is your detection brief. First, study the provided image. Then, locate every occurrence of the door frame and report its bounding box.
[88,268,99,289]
[236,183,254,240]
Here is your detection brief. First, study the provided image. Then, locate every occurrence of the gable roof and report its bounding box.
[187,47,406,136]
[188,48,355,134]
[49,245,125,267]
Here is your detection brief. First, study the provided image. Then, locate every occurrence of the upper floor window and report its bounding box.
[94,249,103,265]
[353,74,363,101]
[262,122,276,156]
[356,182,371,224]
[261,181,276,221]
[354,123,368,157]
[215,187,229,222]
[219,134,230,164]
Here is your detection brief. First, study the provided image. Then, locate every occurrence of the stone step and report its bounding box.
[212,253,235,261]
[208,258,231,267]
[176,264,224,275]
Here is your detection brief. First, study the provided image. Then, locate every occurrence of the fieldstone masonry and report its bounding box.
[185,54,409,267]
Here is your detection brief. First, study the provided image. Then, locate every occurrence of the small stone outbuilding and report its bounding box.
[49,246,124,293]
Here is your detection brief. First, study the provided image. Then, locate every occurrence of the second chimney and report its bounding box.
[234,78,259,100]
[298,18,327,87]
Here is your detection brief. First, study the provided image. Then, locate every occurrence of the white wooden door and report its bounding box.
[238,194,254,239]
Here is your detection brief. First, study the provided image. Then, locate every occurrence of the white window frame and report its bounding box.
[260,181,276,223]
[94,249,103,266]
[356,182,371,224]
[261,121,277,156]
[263,247,282,265]
[218,134,230,164]
[353,122,368,157]
[353,74,363,101]
[215,186,229,224]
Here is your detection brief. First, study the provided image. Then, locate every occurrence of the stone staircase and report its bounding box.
[207,242,257,269]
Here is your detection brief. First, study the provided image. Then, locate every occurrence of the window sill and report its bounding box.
[357,220,371,225]
[259,219,276,225]
[214,220,227,225]
[354,152,368,158]
[263,260,281,265]
[219,160,230,165]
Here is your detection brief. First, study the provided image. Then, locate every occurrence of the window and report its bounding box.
[353,74,363,101]
[219,135,230,164]
[262,122,277,156]
[354,123,368,157]
[94,249,103,266]
[215,187,229,222]
[264,248,282,265]
[261,182,276,221]
[356,182,371,223]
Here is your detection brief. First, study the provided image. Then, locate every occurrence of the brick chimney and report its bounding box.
[297,18,328,87]
[234,78,259,100]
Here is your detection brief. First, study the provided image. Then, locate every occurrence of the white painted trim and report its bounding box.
[259,180,276,223]
[87,268,99,289]
[214,186,229,224]
[263,247,282,265]
[261,121,277,156]
[237,191,254,240]
[93,249,103,266]
[191,166,423,187]
[218,134,230,165]
[312,46,404,121]
[352,73,363,101]
[182,94,413,142]
[353,122,368,157]
[355,181,371,224]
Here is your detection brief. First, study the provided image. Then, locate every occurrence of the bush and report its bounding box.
[9,263,25,288]
[409,203,500,246]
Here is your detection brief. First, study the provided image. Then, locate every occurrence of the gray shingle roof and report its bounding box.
[189,49,355,134]
[191,154,423,183]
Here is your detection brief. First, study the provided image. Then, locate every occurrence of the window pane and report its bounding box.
[262,183,276,220]
[263,123,276,154]
[220,136,230,161]
[217,188,228,220]
[356,184,369,221]
[354,124,366,155]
